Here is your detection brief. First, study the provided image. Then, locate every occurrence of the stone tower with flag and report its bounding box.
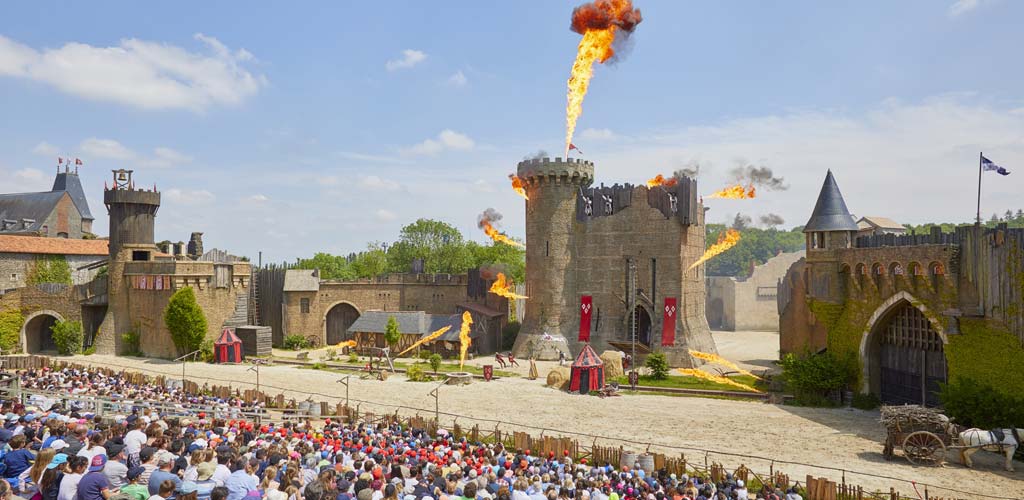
[512,157,716,367]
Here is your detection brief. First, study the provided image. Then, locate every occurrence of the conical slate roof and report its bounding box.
[804,170,858,232]
[52,171,94,221]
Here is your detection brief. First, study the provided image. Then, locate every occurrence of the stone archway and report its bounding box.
[323,302,361,345]
[21,310,65,354]
[632,305,653,346]
[859,291,948,406]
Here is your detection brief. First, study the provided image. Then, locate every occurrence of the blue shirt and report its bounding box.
[3,449,34,478]
[224,470,257,500]
[77,471,111,500]
[148,469,182,496]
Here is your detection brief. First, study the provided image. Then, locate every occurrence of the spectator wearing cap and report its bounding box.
[190,463,216,500]
[119,468,149,500]
[137,449,158,489]
[57,456,88,500]
[39,453,68,500]
[76,453,113,500]
[103,443,128,489]
[148,453,181,497]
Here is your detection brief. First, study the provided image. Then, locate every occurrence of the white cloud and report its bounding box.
[164,188,215,205]
[447,70,467,87]
[0,33,265,111]
[358,175,402,191]
[80,138,136,160]
[77,138,190,168]
[374,209,397,222]
[592,95,1024,228]
[472,179,495,193]
[385,49,427,71]
[31,142,59,157]
[580,128,616,141]
[14,168,45,182]
[402,129,475,156]
[948,0,982,17]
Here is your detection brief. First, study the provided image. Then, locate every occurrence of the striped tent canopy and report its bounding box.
[569,344,604,394]
[214,328,243,363]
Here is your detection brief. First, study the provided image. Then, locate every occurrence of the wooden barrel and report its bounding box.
[637,454,655,473]
[296,400,311,416]
[306,401,321,417]
[620,451,638,469]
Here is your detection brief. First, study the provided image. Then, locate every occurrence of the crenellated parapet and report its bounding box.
[516,157,594,186]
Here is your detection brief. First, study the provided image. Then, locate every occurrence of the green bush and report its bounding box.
[384,316,401,351]
[780,351,856,406]
[283,334,311,350]
[0,310,24,352]
[644,352,669,380]
[50,320,83,355]
[164,287,208,356]
[940,377,1024,429]
[121,331,141,356]
[406,364,429,382]
[83,346,96,356]
[347,352,359,364]
[418,349,432,362]
[199,339,214,362]
[851,392,881,410]
[429,353,442,373]
[28,256,72,285]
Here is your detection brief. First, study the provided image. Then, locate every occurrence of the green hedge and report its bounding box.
[28,256,72,285]
[51,320,83,355]
[945,319,1024,398]
[940,377,1024,429]
[164,287,208,355]
[0,310,24,352]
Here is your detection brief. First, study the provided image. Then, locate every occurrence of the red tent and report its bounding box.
[214,328,243,363]
[569,344,604,394]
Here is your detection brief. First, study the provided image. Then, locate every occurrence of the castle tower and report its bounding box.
[513,157,594,360]
[803,169,858,302]
[103,169,161,260]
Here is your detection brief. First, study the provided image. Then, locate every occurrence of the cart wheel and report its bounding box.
[883,437,894,460]
[902,431,946,466]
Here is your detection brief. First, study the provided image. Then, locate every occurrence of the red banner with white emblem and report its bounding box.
[662,297,677,346]
[579,295,593,342]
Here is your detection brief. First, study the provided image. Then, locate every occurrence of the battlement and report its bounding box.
[103,188,161,206]
[516,157,594,184]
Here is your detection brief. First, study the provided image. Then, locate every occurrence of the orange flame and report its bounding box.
[488,273,528,300]
[458,310,473,369]
[398,325,452,357]
[707,184,756,199]
[687,228,741,271]
[481,220,524,248]
[646,174,678,188]
[509,175,529,200]
[335,340,357,349]
[564,0,642,156]
[677,368,761,393]
[688,350,761,379]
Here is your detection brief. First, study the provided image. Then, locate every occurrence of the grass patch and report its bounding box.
[612,373,762,393]
[393,361,518,378]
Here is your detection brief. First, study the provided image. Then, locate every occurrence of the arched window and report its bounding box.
[871,263,885,289]
[855,263,867,289]
[889,263,904,283]
[929,262,945,290]
[908,262,923,277]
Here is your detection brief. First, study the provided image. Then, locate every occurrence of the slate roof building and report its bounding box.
[0,167,95,238]
[347,310,480,356]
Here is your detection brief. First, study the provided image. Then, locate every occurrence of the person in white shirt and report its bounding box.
[211,454,231,487]
[124,419,148,466]
[57,455,88,500]
[77,433,108,460]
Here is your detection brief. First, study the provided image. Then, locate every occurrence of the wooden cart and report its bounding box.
[880,405,952,466]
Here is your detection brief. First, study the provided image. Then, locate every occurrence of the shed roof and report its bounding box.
[283,269,320,292]
[857,216,903,230]
[0,235,108,256]
[804,170,858,232]
[349,311,480,340]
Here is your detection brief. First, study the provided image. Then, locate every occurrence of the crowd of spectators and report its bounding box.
[0,368,806,500]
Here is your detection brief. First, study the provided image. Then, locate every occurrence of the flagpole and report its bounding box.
[976,151,983,225]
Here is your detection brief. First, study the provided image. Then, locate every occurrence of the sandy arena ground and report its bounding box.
[63,330,1021,499]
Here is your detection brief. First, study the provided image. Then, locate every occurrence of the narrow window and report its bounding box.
[545,241,550,256]
[650,258,657,302]
[300,297,310,314]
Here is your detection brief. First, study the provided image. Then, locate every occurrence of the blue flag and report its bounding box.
[981,155,1011,176]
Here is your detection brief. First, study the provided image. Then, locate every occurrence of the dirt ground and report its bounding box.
[65,331,1021,499]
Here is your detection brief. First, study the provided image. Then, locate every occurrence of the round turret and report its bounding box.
[103,169,161,259]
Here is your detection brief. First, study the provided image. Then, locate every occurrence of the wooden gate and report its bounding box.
[879,303,946,407]
[326,303,360,345]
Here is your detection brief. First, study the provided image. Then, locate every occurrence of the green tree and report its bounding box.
[351,243,390,278]
[386,219,473,274]
[429,353,442,372]
[295,253,356,280]
[644,352,669,380]
[467,241,526,283]
[164,287,208,356]
[27,256,72,285]
[0,310,24,352]
[703,225,805,277]
[50,320,83,355]
[384,316,402,352]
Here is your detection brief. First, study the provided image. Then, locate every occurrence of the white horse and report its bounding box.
[958,428,1021,471]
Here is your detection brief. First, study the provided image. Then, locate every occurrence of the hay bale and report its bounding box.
[546,366,571,390]
[600,350,624,379]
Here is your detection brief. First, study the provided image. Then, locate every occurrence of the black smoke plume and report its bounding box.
[759,213,785,227]
[730,164,788,191]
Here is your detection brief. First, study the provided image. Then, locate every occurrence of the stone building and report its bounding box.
[346,310,479,358]
[1,169,251,358]
[0,167,95,238]
[510,157,715,366]
[0,236,107,292]
[779,170,1024,407]
[856,216,906,237]
[277,268,508,353]
[705,250,804,331]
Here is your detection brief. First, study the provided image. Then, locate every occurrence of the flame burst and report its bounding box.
[335,340,357,349]
[707,184,756,199]
[687,228,741,271]
[688,350,761,379]
[488,273,528,300]
[509,175,529,200]
[458,310,473,369]
[480,221,524,248]
[677,368,761,393]
[646,174,678,188]
[398,325,452,357]
[564,0,643,156]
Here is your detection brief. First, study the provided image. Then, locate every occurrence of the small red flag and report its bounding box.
[568,143,584,155]
[58,157,63,164]
[75,158,82,165]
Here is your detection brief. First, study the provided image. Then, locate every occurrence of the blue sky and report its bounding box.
[2,0,1022,262]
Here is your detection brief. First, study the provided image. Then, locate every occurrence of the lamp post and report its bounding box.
[248,359,268,393]
[173,350,201,389]
[336,375,351,408]
[428,380,445,424]
[628,258,638,391]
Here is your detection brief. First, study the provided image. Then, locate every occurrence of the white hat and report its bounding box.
[737,480,744,488]
[50,439,69,451]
